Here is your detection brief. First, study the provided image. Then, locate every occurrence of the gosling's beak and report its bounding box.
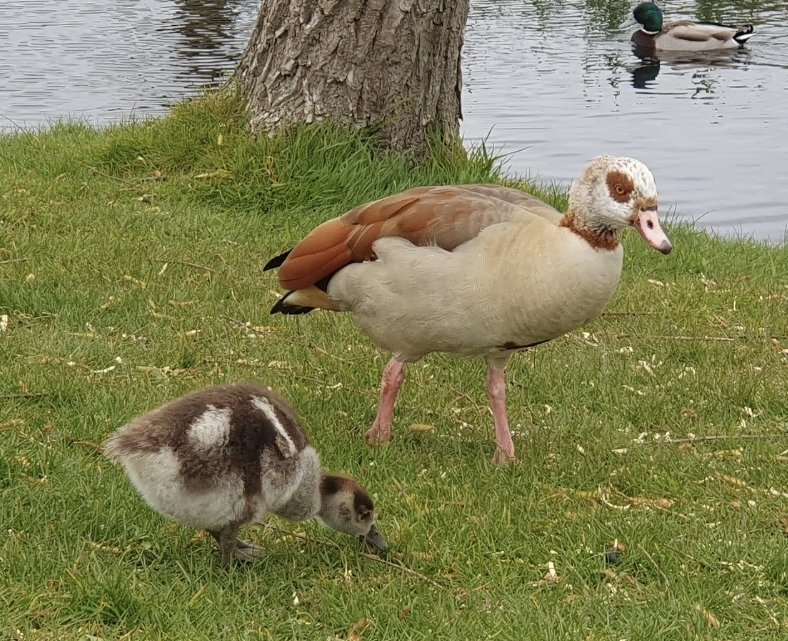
[361,524,389,554]
[633,204,672,254]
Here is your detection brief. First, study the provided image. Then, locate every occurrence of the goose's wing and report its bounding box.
[268,184,558,291]
[457,184,564,225]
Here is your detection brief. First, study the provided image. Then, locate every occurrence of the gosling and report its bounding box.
[103,382,388,568]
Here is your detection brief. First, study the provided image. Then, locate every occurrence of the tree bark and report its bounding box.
[236,0,469,157]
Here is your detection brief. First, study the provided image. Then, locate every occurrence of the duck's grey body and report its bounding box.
[631,2,754,52]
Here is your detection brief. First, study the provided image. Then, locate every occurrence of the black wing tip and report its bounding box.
[264,249,292,272]
[270,293,314,316]
[734,25,754,43]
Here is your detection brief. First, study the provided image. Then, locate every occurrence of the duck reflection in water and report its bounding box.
[629,47,752,90]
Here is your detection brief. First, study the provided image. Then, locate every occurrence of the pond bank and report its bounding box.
[1,94,786,639]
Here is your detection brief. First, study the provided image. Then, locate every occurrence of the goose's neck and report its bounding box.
[560,207,620,252]
[275,445,322,521]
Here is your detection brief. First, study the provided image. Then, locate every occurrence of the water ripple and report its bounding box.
[462,0,788,243]
[0,0,259,129]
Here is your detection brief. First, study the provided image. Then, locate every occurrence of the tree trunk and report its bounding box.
[236,0,469,157]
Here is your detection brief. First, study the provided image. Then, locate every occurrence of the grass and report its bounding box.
[1,91,786,640]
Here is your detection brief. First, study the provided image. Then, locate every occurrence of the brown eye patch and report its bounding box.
[606,170,634,203]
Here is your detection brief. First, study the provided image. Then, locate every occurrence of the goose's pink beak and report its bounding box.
[633,207,672,254]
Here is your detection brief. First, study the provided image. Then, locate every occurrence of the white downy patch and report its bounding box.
[251,396,297,457]
[187,404,231,449]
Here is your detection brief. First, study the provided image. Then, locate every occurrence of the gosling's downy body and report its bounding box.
[104,383,387,568]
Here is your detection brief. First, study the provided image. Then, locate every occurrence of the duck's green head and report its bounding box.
[633,2,663,33]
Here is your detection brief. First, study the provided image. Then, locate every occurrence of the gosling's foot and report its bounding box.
[234,539,263,563]
[209,529,262,565]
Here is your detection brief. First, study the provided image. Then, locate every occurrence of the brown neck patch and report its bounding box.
[560,211,620,252]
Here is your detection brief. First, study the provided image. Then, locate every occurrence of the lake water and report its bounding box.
[462,0,788,244]
[1,0,786,244]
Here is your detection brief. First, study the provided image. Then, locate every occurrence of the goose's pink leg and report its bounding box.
[365,358,406,444]
[487,366,517,465]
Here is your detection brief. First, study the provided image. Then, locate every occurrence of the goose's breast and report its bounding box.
[328,224,623,358]
[492,225,624,343]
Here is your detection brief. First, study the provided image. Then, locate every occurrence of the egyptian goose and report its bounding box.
[264,155,672,465]
[104,383,388,568]
[632,2,754,51]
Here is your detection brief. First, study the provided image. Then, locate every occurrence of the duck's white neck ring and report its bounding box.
[640,28,660,35]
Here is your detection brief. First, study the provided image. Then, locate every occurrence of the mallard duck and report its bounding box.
[632,2,754,51]
[264,156,672,465]
[104,383,388,568]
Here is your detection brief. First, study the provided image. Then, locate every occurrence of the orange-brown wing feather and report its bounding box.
[275,218,355,290]
[460,184,564,224]
[276,185,543,291]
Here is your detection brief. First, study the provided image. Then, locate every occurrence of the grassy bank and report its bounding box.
[1,93,786,640]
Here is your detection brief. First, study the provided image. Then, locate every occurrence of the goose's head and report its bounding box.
[633,2,664,33]
[317,475,388,554]
[568,155,672,254]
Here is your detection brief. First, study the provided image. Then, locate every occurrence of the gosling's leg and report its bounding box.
[208,525,261,567]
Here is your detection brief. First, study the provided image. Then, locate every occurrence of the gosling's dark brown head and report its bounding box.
[317,475,388,554]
